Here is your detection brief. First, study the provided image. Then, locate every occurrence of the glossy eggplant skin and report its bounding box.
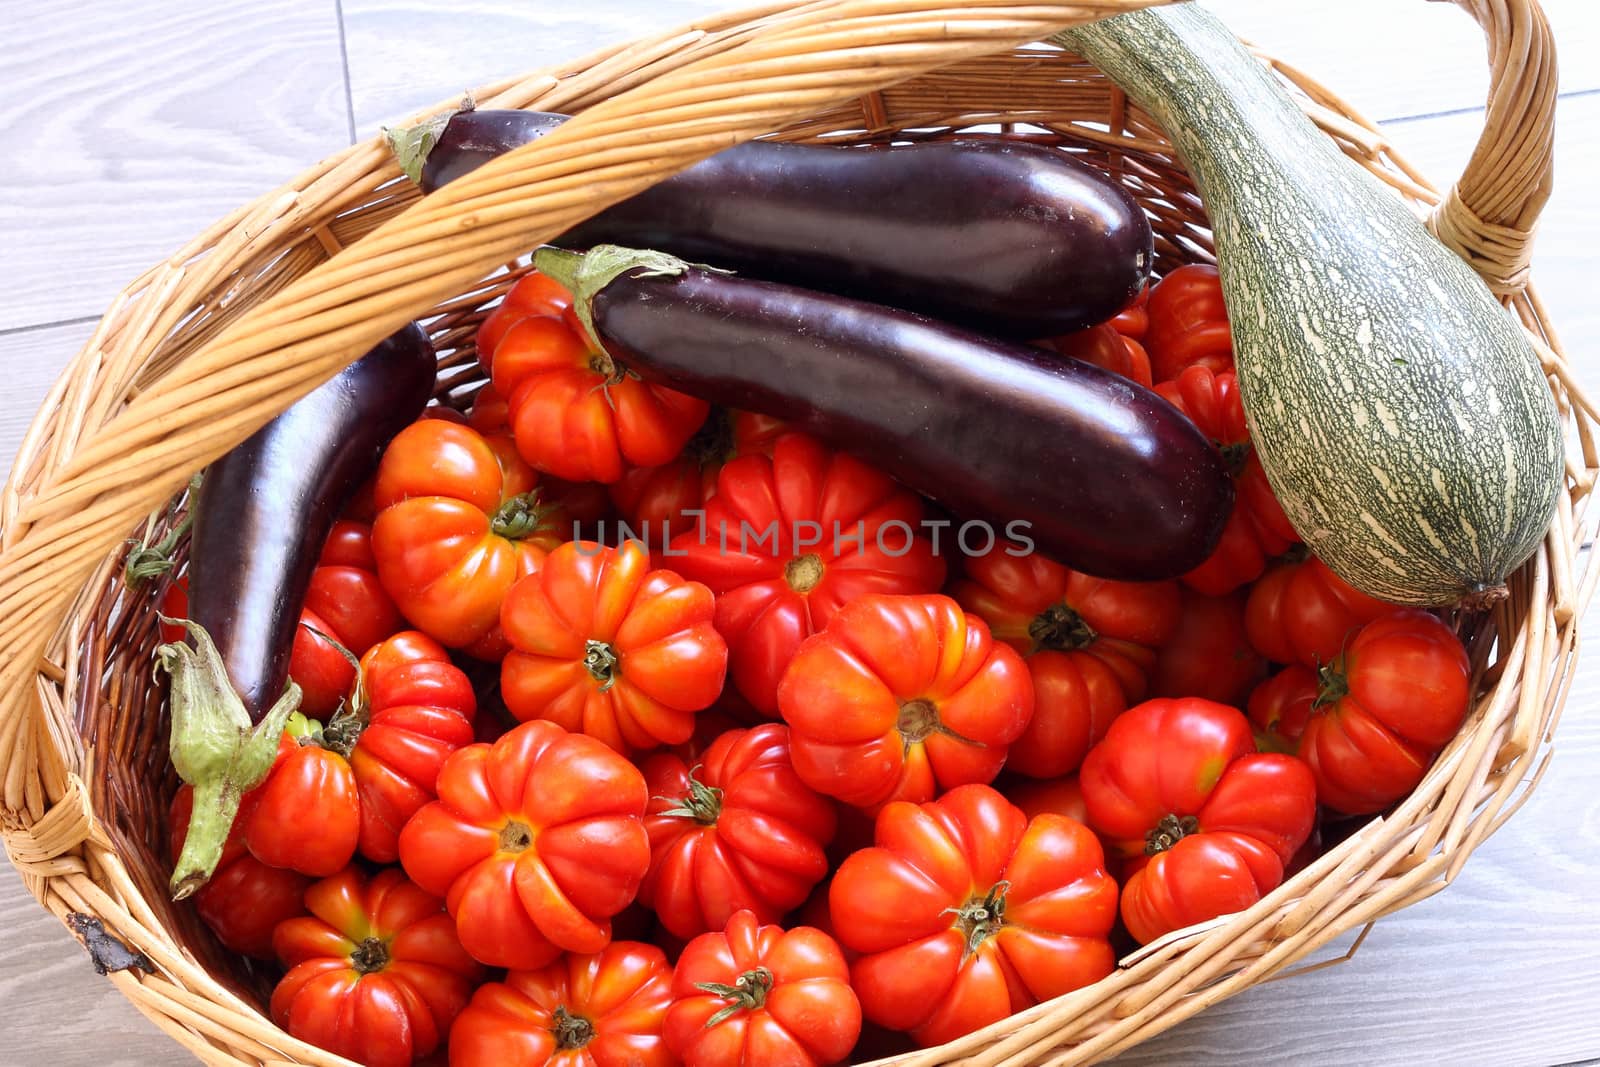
[186,324,436,719]
[587,266,1232,581]
[421,109,1152,339]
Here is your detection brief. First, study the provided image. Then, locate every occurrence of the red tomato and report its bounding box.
[347,643,478,863]
[1148,587,1268,707]
[293,519,405,716]
[372,420,564,658]
[468,381,512,436]
[1145,263,1234,382]
[245,644,478,869]
[491,285,709,483]
[667,434,947,715]
[499,540,728,754]
[247,732,362,876]
[450,941,676,1067]
[1245,663,1319,754]
[477,271,578,367]
[397,719,652,969]
[1294,611,1471,814]
[664,909,861,1067]
[1079,698,1317,944]
[169,786,309,959]
[1004,773,1088,825]
[1156,366,1298,595]
[829,784,1117,1047]
[1245,552,1394,668]
[1044,321,1155,388]
[951,544,1178,778]
[608,409,793,548]
[1109,282,1150,340]
[778,594,1032,811]
[640,724,837,939]
[271,866,481,1067]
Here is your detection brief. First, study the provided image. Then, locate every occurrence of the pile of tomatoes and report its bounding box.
[165,263,1474,1067]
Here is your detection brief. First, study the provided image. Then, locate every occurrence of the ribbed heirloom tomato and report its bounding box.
[484,271,709,483]
[1144,263,1233,382]
[1245,551,1393,668]
[664,909,861,1067]
[499,539,728,754]
[271,866,482,1067]
[666,433,946,715]
[290,519,405,715]
[608,408,792,546]
[829,784,1118,1047]
[1157,365,1298,594]
[777,594,1032,811]
[244,636,479,870]
[450,941,677,1067]
[639,724,837,939]
[1147,587,1267,707]
[397,719,652,969]
[1079,698,1317,945]
[371,419,565,659]
[952,543,1178,778]
[1250,610,1471,814]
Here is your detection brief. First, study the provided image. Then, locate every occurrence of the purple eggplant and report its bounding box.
[391,107,1153,339]
[537,246,1231,581]
[158,323,436,898]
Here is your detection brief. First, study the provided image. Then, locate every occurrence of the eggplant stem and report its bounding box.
[383,93,475,184]
[157,617,301,899]
[534,244,723,356]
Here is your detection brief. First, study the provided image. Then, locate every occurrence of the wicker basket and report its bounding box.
[0,0,1591,1063]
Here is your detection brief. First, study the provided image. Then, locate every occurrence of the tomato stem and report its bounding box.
[552,1006,596,1050]
[1217,441,1250,479]
[696,967,774,1029]
[491,490,557,541]
[1028,602,1098,653]
[1314,661,1350,710]
[349,936,390,975]
[896,699,940,744]
[950,881,1010,955]
[584,639,621,692]
[1144,813,1200,855]
[656,768,724,825]
[499,819,535,853]
[784,553,824,594]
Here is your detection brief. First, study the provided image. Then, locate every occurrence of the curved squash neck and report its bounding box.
[1055,6,1351,220]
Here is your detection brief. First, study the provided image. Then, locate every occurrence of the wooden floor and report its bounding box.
[2,1,1598,1063]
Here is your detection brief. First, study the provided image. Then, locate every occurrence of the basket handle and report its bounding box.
[1426,0,1557,293]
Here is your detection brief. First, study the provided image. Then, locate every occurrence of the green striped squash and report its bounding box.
[1057,5,1563,607]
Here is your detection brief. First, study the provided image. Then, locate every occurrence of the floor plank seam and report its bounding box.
[1385,85,1599,127]
[0,316,102,340]
[334,0,358,145]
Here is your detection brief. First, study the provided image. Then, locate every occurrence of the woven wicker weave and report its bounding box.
[1,0,1592,1063]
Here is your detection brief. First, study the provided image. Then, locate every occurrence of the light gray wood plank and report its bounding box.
[341,0,740,131]
[0,0,351,333]
[0,320,96,476]
[340,0,1600,140]
[0,860,178,1066]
